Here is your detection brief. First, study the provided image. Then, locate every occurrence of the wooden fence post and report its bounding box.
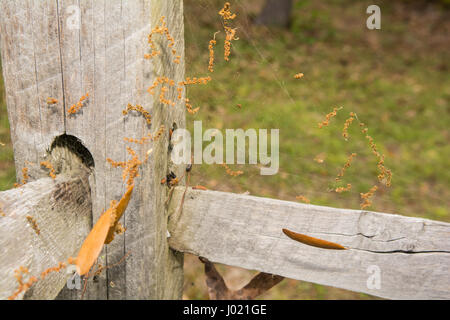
[0,0,185,299]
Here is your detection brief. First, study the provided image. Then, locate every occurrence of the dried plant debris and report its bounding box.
[336,153,357,182]
[295,195,310,203]
[68,93,89,115]
[219,2,238,61]
[360,185,378,210]
[26,216,40,235]
[40,161,56,179]
[46,97,58,105]
[0,203,6,217]
[220,163,244,177]
[14,167,29,188]
[208,33,219,72]
[122,103,152,125]
[318,107,342,128]
[8,260,73,300]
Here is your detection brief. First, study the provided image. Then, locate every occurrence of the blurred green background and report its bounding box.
[1,0,449,299]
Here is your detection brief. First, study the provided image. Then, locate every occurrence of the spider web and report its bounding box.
[182,0,398,212]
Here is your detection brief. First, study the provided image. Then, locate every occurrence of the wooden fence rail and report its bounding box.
[168,187,450,300]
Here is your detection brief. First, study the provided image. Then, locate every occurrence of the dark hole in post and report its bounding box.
[50,134,95,168]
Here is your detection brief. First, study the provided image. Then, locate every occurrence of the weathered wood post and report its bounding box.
[0,0,185,299]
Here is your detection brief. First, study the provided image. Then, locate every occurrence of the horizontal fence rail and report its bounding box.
[168,187,450,300]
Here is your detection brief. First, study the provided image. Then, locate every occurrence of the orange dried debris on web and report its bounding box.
[208,31,220,72]
[67,256,77,265]
[223,27,238,62]
[220,163,243,177]
[318,107,342,128]
[0,202,5,217]
[148,76,176,96]
[159,86,176,106]
[294,73,304,79]
[14,167,29,188]
[185,98,200,115]
[8,266,37,300]
[124,133,153,145]
[46,97,58,105]
[68,93,89,114]
[177,87,184,100]
[106,158,127,168]
[173,55,181,64]
[342,112,356,140]
[314,153,325,163]
[26,215,40,235]
[336,153,357,181]
[169,177,180,187]
[0,141,5,146]
[335,183,352,193]
[20,167,29,184]
[295,195,310,204]
[179,76,212,86]
[208,39,217,72]
[39,262,67,279]
[361,124,392,187]
[360,185,378,209]
[177,77,211,114]
[152,125,166,142]
[145,16,177,62]
[219,2,236,21]
[219,2,238,61]
[122,103,152,125]
[376,154,392,187]
[8,258,77,299]
[122,147,142,187]
[147,79,160,96]
[40,161,56,179]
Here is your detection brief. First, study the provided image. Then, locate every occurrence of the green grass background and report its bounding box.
[1,0,448,299]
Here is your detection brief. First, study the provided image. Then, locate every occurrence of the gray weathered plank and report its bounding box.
[168,187,450,300]
[1,0,185,299]
[0,159,91,300]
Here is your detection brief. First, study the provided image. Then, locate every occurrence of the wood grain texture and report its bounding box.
[1,0,185,299]
[168,187,450,300]
[0,172,91,300]
[0,0,65,174]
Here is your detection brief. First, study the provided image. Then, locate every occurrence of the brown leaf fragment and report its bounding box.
[282,228,347,250]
